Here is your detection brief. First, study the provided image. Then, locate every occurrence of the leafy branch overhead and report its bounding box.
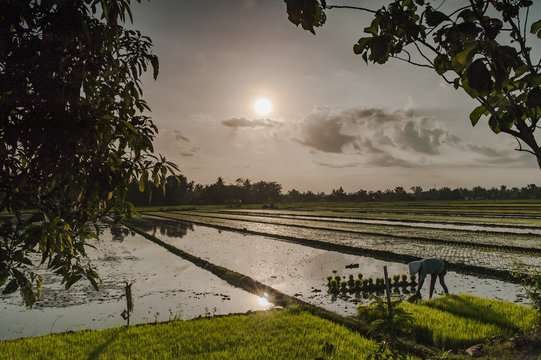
[0,0,178,306]
[284,0,541,170]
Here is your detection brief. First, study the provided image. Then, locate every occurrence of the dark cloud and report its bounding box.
[314,160,360,168]
[396,120,445,155]
[298,114,356,153]
[222,117,282,129]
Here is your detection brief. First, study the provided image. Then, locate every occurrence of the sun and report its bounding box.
[253,98,272,116]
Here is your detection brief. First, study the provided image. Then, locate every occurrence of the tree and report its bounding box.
[284,0,541,170]
[1,0,177,306]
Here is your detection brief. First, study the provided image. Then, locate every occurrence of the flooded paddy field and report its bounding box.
[218,207,541,228]
[0,225,269,340]
[132,216,527,317]
[170,211,541,247]
[216,210,541,234]
[150,212,541,273]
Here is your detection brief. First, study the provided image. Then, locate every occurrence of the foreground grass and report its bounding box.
[359,294,539,351]
[0,307,385,360]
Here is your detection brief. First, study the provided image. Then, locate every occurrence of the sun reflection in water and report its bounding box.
[257,293,273,308]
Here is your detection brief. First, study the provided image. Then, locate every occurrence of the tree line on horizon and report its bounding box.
[125,175,541,207]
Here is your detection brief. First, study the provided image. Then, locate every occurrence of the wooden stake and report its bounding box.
[383,266,392,320]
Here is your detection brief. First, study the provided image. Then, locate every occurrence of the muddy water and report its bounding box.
[0,225,269,340]
[137,217,527,317]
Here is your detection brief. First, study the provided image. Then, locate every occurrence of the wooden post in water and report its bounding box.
[383,266,392,320]
[124,282,133,326]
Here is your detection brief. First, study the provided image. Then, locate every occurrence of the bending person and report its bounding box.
[408,258,449,299]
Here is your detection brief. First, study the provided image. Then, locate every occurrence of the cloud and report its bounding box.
[173,130,190,142]
[297,106,529,168]
[297,111,356,153]
[179,146,199,157]
[222,117,282,129]
[396,120,445,155]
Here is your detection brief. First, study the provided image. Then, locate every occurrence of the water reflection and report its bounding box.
[129,217,193,238]
[257,295,272,308]
[109,223,136,242]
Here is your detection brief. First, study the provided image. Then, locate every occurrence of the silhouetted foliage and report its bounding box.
[0,0,177,306]
[126,175,541,206]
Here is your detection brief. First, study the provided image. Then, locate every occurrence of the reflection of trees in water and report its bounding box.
[109,223,135,242]
[129,217,193,238]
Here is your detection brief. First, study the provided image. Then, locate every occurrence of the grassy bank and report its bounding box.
[358,294,539,351]
[0,307,385,360]
[2,297,539,359]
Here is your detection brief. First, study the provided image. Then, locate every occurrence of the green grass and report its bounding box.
[421,294,538,331]
[400,295,537,350]
[0,307,387,360]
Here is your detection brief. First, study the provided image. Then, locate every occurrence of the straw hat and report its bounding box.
[408,261,422,275]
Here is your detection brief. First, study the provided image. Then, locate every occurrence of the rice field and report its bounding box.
[358,294,538,350]
[0,307,388,360]
[219,208,541,229]
[147,211,541,274]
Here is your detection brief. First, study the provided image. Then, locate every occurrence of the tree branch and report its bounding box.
[326,5,376,13]
[391,55,434,70]
[510,133,536,156]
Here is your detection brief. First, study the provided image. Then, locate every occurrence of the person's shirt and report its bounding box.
[419,258,445,278]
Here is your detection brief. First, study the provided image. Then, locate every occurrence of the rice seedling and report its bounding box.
[401,301,504,349]
[325,272,418,296]
[329,280,340,295]
[357,294,538,350]
[348,274,355,288]
[401,274,408,285]
[354,279,362,292]
[421,294,538,332]
[362,279,370,289]
[340,281,348,293]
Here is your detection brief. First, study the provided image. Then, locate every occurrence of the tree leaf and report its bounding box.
[470,105,487,126]
[64,274,82,290]
[0,271,8,287]
[150,55,159,80]
[425,8,448,27]
[434,54,451,75]
[139,171,147,192]
[530,19,541,37]
[466,59,493,96]
[526,87,541,108]
[488,115,501,134]
[2,279,18,294]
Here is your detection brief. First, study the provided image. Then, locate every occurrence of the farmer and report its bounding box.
[408,258,449,299]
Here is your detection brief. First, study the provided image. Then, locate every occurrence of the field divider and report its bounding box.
[144,213,517,283]
[171,211,541,255]
[120,219,372,336]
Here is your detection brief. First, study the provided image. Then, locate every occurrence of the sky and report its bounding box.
[129,0,540,193]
